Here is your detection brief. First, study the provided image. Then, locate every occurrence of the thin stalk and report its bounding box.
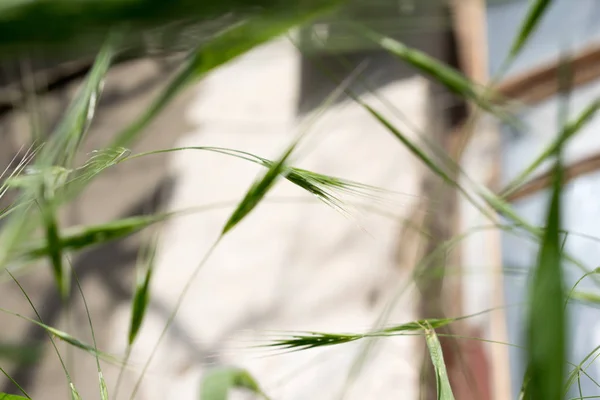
[129,238,221,399]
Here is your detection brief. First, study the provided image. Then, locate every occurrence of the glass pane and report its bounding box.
[487,0,600,78]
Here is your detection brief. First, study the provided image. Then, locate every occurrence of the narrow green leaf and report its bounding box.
[99,372,108,400]
[501,98,600,197]
[71,258,107,400]
[200,367,268,400]
[524,158,566,400]
[0,38,115,272]
[361,27,503,117]
[0,394,29,400]
[0,307,118,363]
[70,382,82,400]
[564,345,600,396]
[509,0,553,60]
[350,91,599,290]
[0,1,341,54]
[42,205,68,300]
[423,324,455,400]
[128,241,156,345]
[569,290,600,304]
[20,213,172,260]
[113,3,340,148]
[222,146,293,234]
[359,103,455,186]
[0,366,31,399]
[41,36,116,169]
[5,270,74,392]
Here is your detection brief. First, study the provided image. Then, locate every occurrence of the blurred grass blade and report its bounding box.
[42,206,68,299]
[6,270,75,393]
[0,39,115,271]
[128,239,156,345]
[42,37,116,168]
[359,103,454,185]
[0,342,42,365]
[20,213,173,260]
[524,158,566,400]
[564,345,600,395]
[71,258,107,400]
[569,290,600,304]
[423,324,455,400]
[509,0,553,60]
[200,367,269,400]
[360,27,503,117]
[518,367,531,400]
[0,1,341,54]
[99,372,108,400]
[501,98,600,197]
[0,307,117,362]
[38,39,115,294]
[0,393,29,400]
[113,4,340,148]
[70,383,82,400]
[60,147,131,202]
[0,366,30,399]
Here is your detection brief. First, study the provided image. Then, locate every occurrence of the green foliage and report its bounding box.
[223,145,295,234]
[508,0,553,60]
[128,242,156,345]
[362,27,504,117]
[112,3,343,148]
[423,324,455,400]
[501,98,600,198]
[0,394,29,400]
[200,367,269,400]
[523,153,566,400]
[0,0,595,399]
[0,0,343,56]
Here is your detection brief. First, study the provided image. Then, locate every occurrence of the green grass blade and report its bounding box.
[0,1,341,54]
[265,309,496,352]
[200,367,269,400]
[0,305,119,364]
[220,60,358,233]
[524,158,566,400]
[359,103,455,186]
[0,366,31,399]
[501,98,600,197]
[125,146,378,219]
[509,0,553,60]
[69,383,82,400]
[70,258,107,400]
[128,239,156,345]
[0,39,114,272]
[564,345,600,395]
[42,205,68,300]
[5,271,74,393]
[222,145,294,234]
[0,393,29,400]
[42,36,116,169]
[423,324,455,400]
[19,213,172,260]
[360,27,504,118]
[112,3,340,148]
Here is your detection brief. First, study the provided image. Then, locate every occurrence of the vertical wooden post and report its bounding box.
[450,1,512,400]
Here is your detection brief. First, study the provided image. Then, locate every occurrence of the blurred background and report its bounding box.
[0,1,600,399]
